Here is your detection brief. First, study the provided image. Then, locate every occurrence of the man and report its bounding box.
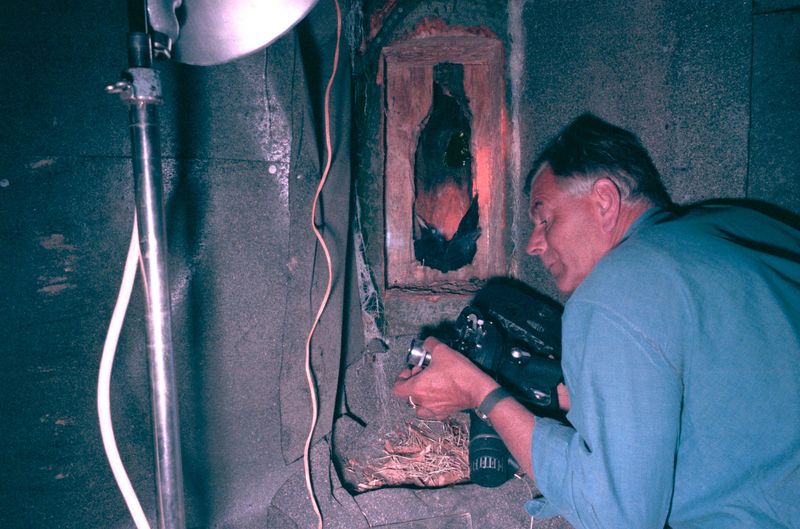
[394,113,800,528]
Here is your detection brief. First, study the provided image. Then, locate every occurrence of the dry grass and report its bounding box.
[347,417,470,491]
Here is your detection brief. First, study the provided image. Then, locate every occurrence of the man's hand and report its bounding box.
[393,336,569,479]
[393,337,498,420]
[557,383,570,412]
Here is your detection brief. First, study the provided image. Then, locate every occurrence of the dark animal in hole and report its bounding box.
[415,193,480,273]
[413,78,480,273]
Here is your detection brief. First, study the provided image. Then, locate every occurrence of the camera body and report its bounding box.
[407,281,565,487]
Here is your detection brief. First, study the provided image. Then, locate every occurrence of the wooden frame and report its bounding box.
[383,35,506,290]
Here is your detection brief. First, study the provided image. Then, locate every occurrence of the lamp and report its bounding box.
[106,2,319,528]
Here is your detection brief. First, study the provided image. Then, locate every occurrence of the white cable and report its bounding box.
[97,213,152,529]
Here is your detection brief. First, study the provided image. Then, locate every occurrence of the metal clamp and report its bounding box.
[105,67,163,104]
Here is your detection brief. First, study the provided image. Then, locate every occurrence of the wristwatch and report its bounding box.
[475,386,512,424]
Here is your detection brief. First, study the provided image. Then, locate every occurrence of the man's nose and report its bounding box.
[526,228,546,256]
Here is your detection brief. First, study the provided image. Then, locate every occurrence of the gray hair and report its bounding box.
[527,113,673,209]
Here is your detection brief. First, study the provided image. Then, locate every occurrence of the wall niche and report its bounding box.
[383,33,506,292]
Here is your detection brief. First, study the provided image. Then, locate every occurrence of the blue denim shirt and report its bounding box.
[527,205,800,528]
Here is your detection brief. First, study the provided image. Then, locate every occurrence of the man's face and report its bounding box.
[526,166,608,293]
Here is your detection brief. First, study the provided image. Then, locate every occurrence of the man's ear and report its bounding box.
[592,178,622,232]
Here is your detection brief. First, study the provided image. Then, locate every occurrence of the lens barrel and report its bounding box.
[406,338,431,369]
[468,411,512,487]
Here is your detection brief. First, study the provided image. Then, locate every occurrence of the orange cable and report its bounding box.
[302,0,341,527]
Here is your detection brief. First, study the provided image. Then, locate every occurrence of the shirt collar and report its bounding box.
[619,206,664,245]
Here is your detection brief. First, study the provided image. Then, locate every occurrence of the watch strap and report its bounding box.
[475,386,512,423]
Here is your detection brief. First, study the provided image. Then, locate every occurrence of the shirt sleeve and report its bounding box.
[528,301,683,529]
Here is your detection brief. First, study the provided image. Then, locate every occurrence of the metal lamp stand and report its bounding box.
[102,0,321,526]
[106,2,186,528]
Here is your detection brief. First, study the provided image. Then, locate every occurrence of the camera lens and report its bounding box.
[406,339,431,369]
[469,411,512,487]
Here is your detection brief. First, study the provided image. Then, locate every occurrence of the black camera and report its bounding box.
[407,280,566,487]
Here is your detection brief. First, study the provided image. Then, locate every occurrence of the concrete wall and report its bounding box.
[750,3,800,213]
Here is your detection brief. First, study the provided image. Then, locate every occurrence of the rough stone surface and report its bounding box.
[749,9,800,215]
